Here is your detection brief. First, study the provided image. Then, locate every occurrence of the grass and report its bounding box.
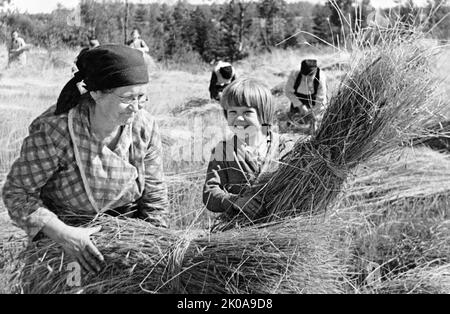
[12,215,348,294]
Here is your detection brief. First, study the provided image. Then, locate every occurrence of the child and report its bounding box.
[203,78,295,219]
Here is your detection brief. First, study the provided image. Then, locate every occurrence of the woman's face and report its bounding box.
[91,84,149,126]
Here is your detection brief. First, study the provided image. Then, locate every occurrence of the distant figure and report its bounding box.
[284,59,327,134]
[127,29,149,54]
[79,37,100,56]
[8,30,28,67]
[209,61,237,101]
[87,37,100,49]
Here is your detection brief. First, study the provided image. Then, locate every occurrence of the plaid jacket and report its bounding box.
[203,132,296,213]
[2,97,168,240]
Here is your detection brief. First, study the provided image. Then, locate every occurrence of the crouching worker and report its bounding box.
[209,61,237,101]
[2,45,168,274]
[284,59,327,134]
[203,78,294,222]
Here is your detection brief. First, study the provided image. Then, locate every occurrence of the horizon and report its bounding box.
[6,0,430,15]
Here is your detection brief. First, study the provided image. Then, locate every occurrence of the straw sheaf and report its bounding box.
[330,148,449,289]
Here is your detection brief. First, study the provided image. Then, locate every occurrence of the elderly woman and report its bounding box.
[2,45,168,274]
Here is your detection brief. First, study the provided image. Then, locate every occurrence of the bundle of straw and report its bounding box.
[337,147,450,214]
[15,215,348,294]
[330,148,449,289]
[413,120,450,152]
[217,30,444,229]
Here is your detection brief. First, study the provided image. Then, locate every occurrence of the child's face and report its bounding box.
[226,106,264,141]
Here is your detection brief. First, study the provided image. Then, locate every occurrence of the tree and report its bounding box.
[185,6,217,61]
[312,3,333,45]
[398,0,422,26]
[219,0,252,61]
[327,0,353,45]
[257,0,288,49]
[1,0,15,43]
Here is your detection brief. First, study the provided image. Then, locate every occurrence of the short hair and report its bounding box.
[219,66,233,80]
[220,78,275,126]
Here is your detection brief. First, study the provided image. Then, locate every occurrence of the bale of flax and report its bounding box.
[217,31,443,229]
[16,215,347,294]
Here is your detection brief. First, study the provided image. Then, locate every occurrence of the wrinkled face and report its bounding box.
[91,84,149,126]
[226,106,263,141]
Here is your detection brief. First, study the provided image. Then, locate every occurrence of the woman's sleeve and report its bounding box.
[138,119,169,227]
[202,147,239,213]
[2,120,62,240]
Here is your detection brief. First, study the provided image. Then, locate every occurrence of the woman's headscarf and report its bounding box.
[55,44,149,115]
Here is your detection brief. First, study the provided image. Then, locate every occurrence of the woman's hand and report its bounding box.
[42,217,104,274]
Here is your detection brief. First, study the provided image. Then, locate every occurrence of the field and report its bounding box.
[0,41,449,294]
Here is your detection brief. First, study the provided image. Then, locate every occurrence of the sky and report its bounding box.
[9,0,430,14]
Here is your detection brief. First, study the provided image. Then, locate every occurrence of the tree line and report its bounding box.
[1,0,449,63]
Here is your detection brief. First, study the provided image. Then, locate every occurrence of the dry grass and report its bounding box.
[217,28,446,230]
[374,264,450,294]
